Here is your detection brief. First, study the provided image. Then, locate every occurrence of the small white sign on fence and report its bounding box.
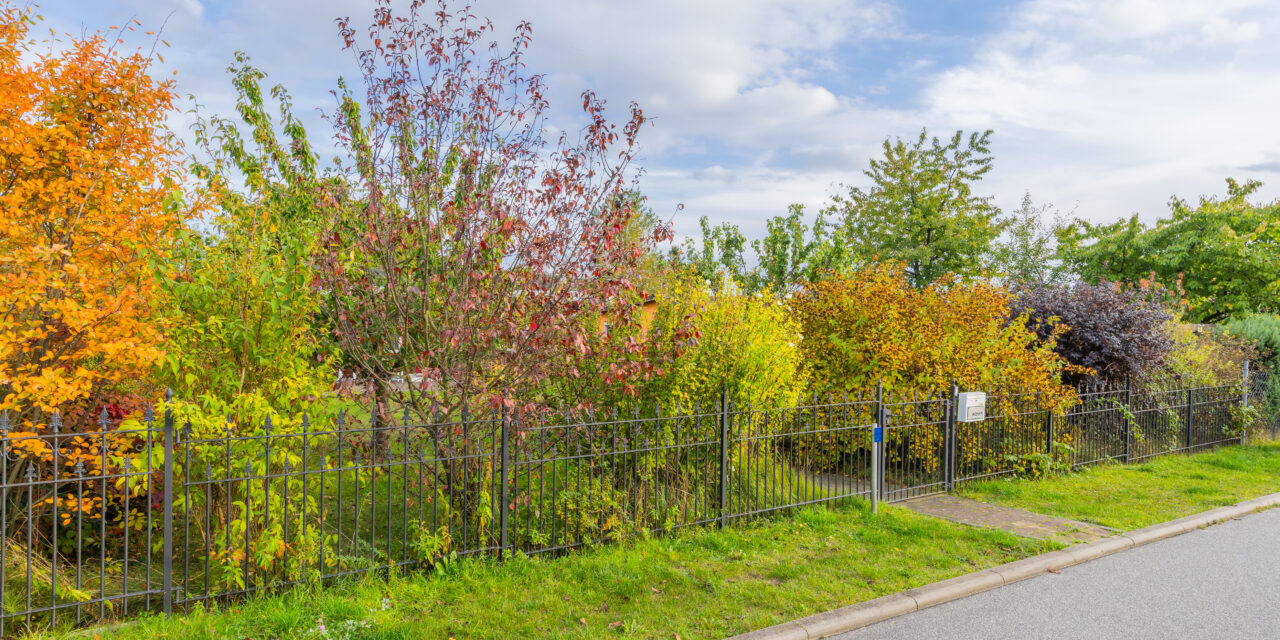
[956,391,986,423]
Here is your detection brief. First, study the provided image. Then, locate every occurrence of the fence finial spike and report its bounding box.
[98,406,111,430]
[74,459,85,477]
[402,406,411,426]
[182,419,192,439]
[144,404,155,425]
[301,411,310,430]
[24,463,35,481]
[264,413,273,434]
[50,410,62,433]
[0,410,8,435]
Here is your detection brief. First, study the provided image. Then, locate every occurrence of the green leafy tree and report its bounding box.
[676,216,749,289]
[828,128,1004,287]
[674,206,853,295]
[991,192,1071,284]
[752,204,853,293]
[1057,179,1280,322]
[158,54,335,421]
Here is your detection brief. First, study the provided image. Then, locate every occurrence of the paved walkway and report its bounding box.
[901,494,1114,543]
[837,507,1280,640]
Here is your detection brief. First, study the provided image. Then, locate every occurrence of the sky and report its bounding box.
[45,0,1280,243]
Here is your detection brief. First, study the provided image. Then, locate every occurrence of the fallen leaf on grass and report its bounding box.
[579,618,587,625]
[609,621,624,629]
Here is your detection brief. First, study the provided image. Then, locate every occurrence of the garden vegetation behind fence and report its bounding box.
[0,370,1268,634]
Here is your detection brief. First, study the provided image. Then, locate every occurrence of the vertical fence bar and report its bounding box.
[717,389,729,528]
[162,389,174,617]
[499,403,510,558]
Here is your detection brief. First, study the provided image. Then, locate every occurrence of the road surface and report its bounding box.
[837,506,1280,640]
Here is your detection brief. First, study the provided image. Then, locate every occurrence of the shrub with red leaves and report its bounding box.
[1012,282,1173,383]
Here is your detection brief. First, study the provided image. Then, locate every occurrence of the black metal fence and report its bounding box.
[0,371,1269,634]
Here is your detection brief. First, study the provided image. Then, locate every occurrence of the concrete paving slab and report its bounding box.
[901,493,1113,543]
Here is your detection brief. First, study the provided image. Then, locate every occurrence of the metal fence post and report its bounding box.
[1124,378,1133,462]
[1185,387,1194,451]
[161,389,174,617]
[1045,407,1055,455]
[945,379,958,491]
[717,388,730,528]
[499,404,510,558]
[1242,361,1250,445]
[872,381,883,514]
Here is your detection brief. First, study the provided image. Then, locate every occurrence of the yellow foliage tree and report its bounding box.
[793,263,1081,400]
[0,6,199,427]
[643,272,806,412]
[792,263,1086,472]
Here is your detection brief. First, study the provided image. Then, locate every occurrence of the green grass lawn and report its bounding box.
[959,441,1280,531]
[50,502,1050,640]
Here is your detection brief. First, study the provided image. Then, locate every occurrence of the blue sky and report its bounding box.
[47,0,1280,242]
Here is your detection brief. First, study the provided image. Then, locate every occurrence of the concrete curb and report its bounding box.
[725,491,1280,640]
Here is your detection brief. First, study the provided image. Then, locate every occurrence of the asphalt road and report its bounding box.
[837,507,1280,640]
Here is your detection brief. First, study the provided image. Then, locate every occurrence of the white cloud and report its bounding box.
[40,0,1280,244]
[924,0,1280,223]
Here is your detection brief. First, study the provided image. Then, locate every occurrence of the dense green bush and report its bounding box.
[1223,314,1280,366]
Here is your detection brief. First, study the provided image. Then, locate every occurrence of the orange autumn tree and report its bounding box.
[0,6,196,430]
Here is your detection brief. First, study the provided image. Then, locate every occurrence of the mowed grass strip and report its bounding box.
[960,441,1280,531]
[55,502,1050,640]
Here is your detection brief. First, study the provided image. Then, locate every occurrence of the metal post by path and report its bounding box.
[945,379,958,492]
[717,388,730,528]
[872,381,883,515]
[499,403,510,558]
[161,389,174,617]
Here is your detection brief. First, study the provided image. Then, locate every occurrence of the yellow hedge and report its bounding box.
[792,264,1085,472]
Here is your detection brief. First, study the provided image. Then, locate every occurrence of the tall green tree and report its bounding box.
[1057,178,1280,323]
[828,128,1004,287]
[752,204,853,293]
[991,191,1070,284]
[676,216,749,289]
[674,206,853,294]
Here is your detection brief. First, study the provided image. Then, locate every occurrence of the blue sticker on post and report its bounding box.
[873,426,883,443]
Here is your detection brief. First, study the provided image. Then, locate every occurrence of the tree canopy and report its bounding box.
[827,128,1004,288]
[1057,178,1280,323]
